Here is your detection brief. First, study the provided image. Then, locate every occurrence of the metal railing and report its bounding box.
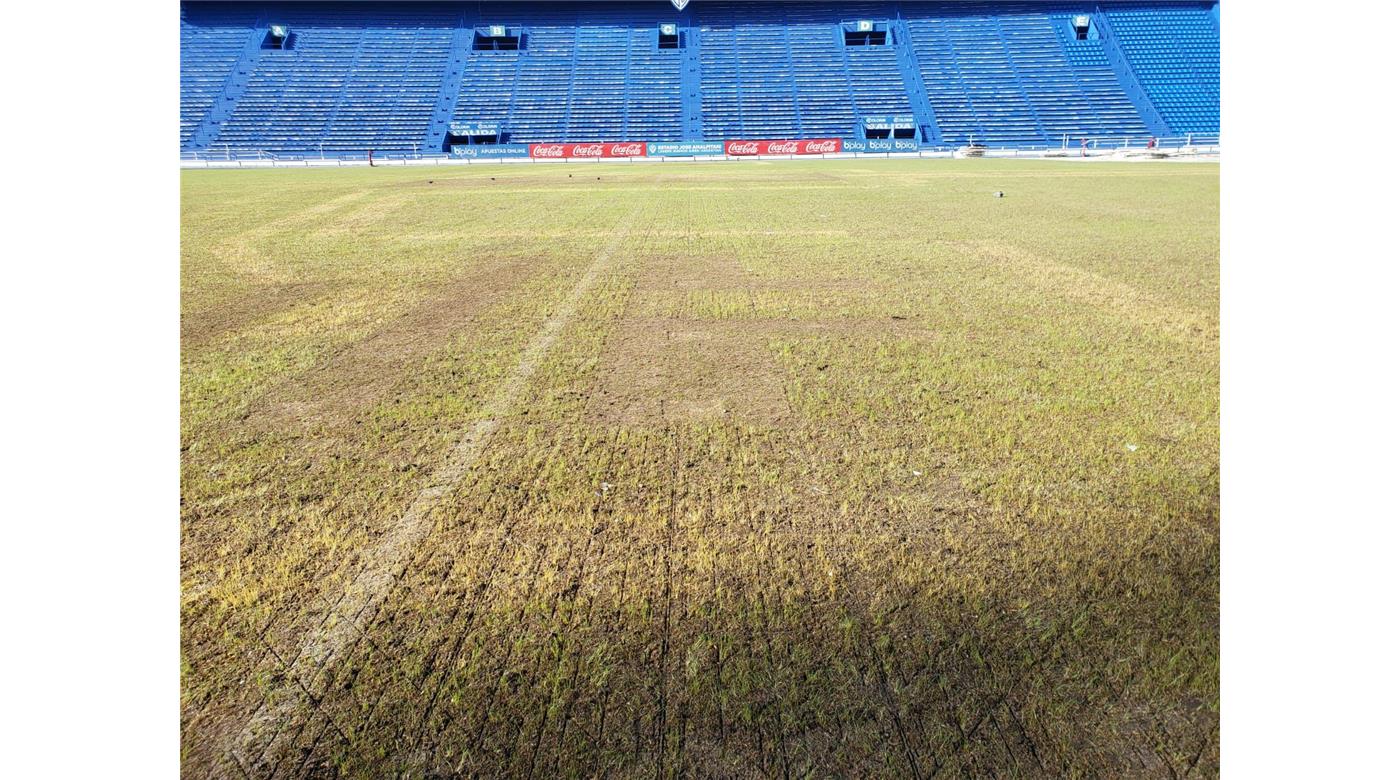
[178,147,447,163]
[1053,133,1220,149]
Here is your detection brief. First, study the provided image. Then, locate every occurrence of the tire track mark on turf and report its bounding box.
[227,205,641,777]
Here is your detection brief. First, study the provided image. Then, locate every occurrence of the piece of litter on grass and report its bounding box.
[1126,444,1139,452]
[912,470,923,477]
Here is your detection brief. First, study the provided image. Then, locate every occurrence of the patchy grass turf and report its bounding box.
[182,159,1219,778]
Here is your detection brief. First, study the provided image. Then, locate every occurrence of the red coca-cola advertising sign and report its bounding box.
[724,138,843,156]
[528,142,649,159]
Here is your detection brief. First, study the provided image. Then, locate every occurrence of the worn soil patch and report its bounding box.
[964,239,1215,343]
[635,252,752,293]
[588,318,793,426]
[253,257,537,429]
[588,311,941,427]
[181,280,342,350]
[637,251,880,294]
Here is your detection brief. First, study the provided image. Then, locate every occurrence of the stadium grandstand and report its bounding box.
[180,0,1219,160]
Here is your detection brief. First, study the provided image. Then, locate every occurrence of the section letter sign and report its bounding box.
[528,142,649,159]
[723,138,843,156]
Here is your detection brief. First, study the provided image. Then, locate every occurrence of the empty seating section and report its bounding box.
[178,2,1219,153]
[696,22,742,138]
[1102,3,1219,133]
[196,4,457,154]
[180,7,257,147]
[455,10,570,141]
[1046,14,1153,139]
[568,23,629,138]
[908,11,1041,145]
[697,7,803,138]
[697,2,914,139]
[625,23,684,140]
[1052,13,1110,68]
[324,19,455,151]
[1003,13,1146,140]
[904,4,1148,146]
[453,4,682,143]
[838,7,916,131]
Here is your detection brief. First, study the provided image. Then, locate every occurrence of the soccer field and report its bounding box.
[181,159,1219,777]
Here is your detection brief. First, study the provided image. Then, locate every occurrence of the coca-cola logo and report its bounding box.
[609,143,645,156]
[727,141,760,155]
[533,144,566,158]
[766,141,800,154]
[571,144,606,157]
[804,139,840,153]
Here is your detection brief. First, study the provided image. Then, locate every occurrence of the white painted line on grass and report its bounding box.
[227,208,638,777]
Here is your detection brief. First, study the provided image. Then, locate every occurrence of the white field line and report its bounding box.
[228,209,638,775]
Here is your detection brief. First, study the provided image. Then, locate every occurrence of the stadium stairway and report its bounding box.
[424,24,476,153]
[180,1,1220,154]
[1075,7,1173,137]
[678,8,705,139]
[181,6,262,150]
[890,18,944,145]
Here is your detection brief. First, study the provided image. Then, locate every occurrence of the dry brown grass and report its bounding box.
[182,159,1219,778]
